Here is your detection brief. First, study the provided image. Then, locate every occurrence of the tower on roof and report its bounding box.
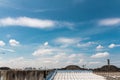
[107,59,110,66]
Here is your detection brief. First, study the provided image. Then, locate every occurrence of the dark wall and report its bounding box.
[0,70,51,80]
[93,65,120,72]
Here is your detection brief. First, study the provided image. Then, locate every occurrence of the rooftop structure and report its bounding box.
[48,70,106,80]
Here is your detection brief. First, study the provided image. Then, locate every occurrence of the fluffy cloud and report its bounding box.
[32,43,85,68]
[9,39,20,46]
[108,44,115,48]
[91,52,109,58]
[96,45,103,49]
[44,42,49,46]
[32,48,56,56]
[108,43,120,48]
[0,53,84,69]
[0,40,5,46]
[32,42,63,56]
[96,45,104,51]
[32,42,65,56]
[34,53,84,68]
[1,48,84,68]
[0,57,26,68]
[98,18,120,26]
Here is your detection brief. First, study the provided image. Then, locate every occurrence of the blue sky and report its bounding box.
[0,0,120,69]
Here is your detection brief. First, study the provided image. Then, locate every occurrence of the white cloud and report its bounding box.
[98,18,120,26]
[44,42,49,46]
[0,42,109,69]
[91,52,109,58]
[0,17,75,29]
[96,45,104,50]
[54,37,96,48]
[108,44,115,48]
[32,44,85,68]
[32,45,63,56]
[0,17,56,29]
[48,53,84,68]
[0,39,110,68]
[68,54,77,58]
[0,57,26,68]
[32,48,55,56]
[1,51,84,69]
[33,42,52,56]
[54,37,84,48]
[96,45,103,49]
[55,37,80,44]
[9,39,20,46]
[0,53,83,69]
[0,40,5,46]
[108,43,120,48]
[77,42,96,47]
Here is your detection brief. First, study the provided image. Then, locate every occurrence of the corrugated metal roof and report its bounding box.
[52,70,106,80]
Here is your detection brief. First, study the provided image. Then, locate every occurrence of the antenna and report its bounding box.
[82,64,86,69]
[107,59,110,66]
[107,59,110,72]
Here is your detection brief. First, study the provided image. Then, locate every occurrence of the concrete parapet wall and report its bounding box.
[0,70,50,80]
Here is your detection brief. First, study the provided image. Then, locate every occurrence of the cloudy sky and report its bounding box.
[0,0,120,69]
